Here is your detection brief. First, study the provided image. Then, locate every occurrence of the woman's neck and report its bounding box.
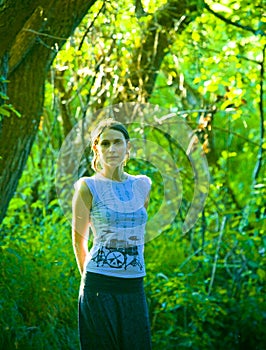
[99,167,127,182]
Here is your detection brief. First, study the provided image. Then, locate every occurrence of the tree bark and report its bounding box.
[0,0,43,54]
[0,0,97,223]
[120,0,198,101]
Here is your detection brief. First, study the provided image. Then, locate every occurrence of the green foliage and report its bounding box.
[1,122,265,348]
[0,76,21,119]
[0,127,80,349]
[1,196,80,349]
[145,184,265,349]
[1,0,265,349]
[0,247,79,350]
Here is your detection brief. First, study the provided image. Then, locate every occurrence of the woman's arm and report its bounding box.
[72,180,92,276]
[144,191,150,209]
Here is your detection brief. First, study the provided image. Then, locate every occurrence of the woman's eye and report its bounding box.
[100,140,123,147]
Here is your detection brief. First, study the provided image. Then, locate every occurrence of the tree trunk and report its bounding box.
[118,0,198,102]
[0,0,97,223]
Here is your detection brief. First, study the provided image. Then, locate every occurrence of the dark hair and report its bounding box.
[91,119,130,171]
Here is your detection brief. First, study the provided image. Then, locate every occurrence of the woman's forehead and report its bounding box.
[99,128,125,141]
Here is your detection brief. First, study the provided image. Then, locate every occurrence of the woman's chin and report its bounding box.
[106,161,122,168]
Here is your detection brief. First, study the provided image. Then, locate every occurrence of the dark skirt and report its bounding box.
[78,272,152,350]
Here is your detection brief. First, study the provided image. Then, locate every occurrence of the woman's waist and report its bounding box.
[86,244,145,277]
[82,271,144,293]
[90,241,144,254]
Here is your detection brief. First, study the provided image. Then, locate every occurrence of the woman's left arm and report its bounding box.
[72,180,92,276]
[144,191,150,209]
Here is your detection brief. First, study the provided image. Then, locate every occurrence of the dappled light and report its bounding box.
[0,0,265,349]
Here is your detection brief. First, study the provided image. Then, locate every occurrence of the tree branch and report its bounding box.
[252,44,265,184]
[78,0,106,51]
[135,0,147,18]
[203,1,265,36]
[0,0,98,223]
[9,7,46,73]
[119,0,198,101]
[208,216,227,296]
[0,0,49,55]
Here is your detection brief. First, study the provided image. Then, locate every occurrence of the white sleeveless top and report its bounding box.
[75,173,151,278]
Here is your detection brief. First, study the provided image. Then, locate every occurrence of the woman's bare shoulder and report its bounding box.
[74,177,93,200]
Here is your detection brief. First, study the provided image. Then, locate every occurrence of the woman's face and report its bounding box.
[94,128,130,169]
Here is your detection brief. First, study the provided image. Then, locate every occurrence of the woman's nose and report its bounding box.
[109,143,115,151]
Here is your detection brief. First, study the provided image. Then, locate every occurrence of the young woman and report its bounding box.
[72,118,152,350]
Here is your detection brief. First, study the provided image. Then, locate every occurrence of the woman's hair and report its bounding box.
[91,118,130,172]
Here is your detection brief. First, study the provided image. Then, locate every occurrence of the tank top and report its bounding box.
[75,173,151,278]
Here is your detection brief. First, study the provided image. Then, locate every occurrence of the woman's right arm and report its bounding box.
[72,180,92,276]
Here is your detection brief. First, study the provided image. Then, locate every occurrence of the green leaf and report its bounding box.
[0,92,9,100]
[0,106,11,117]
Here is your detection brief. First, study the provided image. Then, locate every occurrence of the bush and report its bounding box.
[0,203,80,350]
